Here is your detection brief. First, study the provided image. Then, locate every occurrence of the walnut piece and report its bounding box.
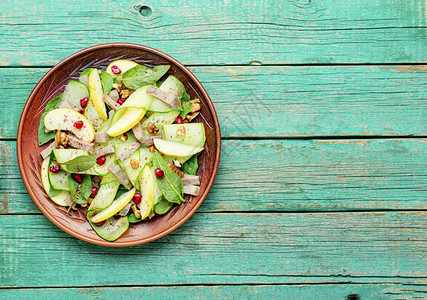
[120,89,130,99]
[176,125,186,136]
[147,122,159,134]
[130,158,139,169]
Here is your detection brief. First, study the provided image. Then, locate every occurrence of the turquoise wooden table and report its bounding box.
[1,0,426,299]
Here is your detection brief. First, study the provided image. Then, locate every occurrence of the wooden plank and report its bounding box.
[0,0,426,66]
[1,283,426,299]
[1,66,426,139]
[0,212,426,287]
[1,139,426,214]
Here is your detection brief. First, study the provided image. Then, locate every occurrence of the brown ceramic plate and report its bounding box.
[17,43,221,247]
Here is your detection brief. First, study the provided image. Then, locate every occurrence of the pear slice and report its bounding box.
[153,139,204,157]
[107,86,154,137]
[107,108,146,137]
[137,165,155,219]
[88,69,108,120]
[44,108,94,143]
[106,60,139,78]
[91,188,136,223]
[40,157,72,206]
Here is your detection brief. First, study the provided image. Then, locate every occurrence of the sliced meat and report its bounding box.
[139,135,162,146]
[67,134,94,154]
[79,74,89,86]
[103,94,120,111]
[107,163,133,190]
[183,185,200,196]
[118,201,132,216]
[146,85,180,110]
[108,89,119,102]
[94,132,109,143]
[95,143,116,158]
[182,174,200,186]
[40,141,56,159]
[132,122,144,143]
[116,141,141,161]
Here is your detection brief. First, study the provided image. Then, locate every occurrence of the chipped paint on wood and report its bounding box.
[0,0,426,65]
[2,139,426,213]
[1,66,427,138]
[0,212,426,287]
[0,141,11,214]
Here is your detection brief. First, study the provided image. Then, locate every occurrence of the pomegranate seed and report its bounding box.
[175,116,183,124]
[155,168,164,179]
[94,220,106,227]
[90,187,98,198]
[133,192,142,204]
[111,65,121,75]
[49,165,60,173]
[79,109,85,115]
[73,120,84,129]
[96,156,106,166]
[117,98,126,105]
[80,97,89,108]
[72,174,83,183]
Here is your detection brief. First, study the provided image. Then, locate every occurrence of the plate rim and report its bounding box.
[17,43,221,247]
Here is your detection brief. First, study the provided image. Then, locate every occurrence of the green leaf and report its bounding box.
[37,95,63,146]
[100,71,114,94]
[80,68,94,78]
[181,91,190,102]
[179,102,193,118]
[127,212,147,223]
[59,155,95,173]
[122,65,170,90]
[68,174,92,204]
[152,152,184,204]
[182,154,198,175]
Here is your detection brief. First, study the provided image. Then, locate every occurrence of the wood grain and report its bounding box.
[1,139,425,214]
[0,212,426,287]
[0,0,426,66]
[1,283,426,300]
[1,65,426,139]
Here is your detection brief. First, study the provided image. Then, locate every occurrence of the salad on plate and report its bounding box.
[38,59,205,242]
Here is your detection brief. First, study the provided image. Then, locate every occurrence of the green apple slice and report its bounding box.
[88,69,108,120]
[137,165,155,219]
[91,188,136,223]
[87,210,129,242]
[106,60,138,78]
[163,123,206,147]
[40,157,72,206]
[44,108,94,143]
[153,139,204,157]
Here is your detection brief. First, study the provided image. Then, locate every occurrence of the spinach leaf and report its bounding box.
[68,174,92,204]
[114,186,128,201]
[80,68,94,78]
[59,155,95,173]
[127,213,147,223]
[182,154,198,175]
[100,71,114,94]
[122,65,170,90]
[181,90,190,102]
[38,95,63,146]
[179,102,193,118]
[152,152,184,204]
[179,98,200,118]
